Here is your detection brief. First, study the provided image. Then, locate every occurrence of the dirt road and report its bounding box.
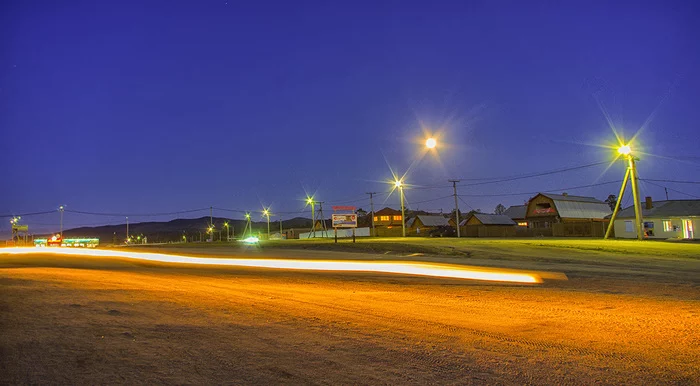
[1,249,698,385]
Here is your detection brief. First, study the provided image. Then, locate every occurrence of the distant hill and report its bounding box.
[52,216,313,244]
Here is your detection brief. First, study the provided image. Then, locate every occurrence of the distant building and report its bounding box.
[503,205,528,227]
[459,213,516,237]
[526,193,611,230]
[406,215,451,236]
[372,207,404,226]
[613,197,699,239]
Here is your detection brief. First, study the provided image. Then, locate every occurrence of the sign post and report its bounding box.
[331,206,358,243]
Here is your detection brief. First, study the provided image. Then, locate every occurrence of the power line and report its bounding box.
[641,179,700,184]
[643,181,700,199]
[457,180,622,197]
[0,210,57,219]
[408,161,609,191]
[64,208,209,217]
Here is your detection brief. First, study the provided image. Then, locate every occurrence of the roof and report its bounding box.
[532,193,611,219]
[540,193,603,203]
[406,215,450,227]
[461,213,516,226]
[616,200,700,219]
[374,207,401,216]
[503,205,527,220]
[552,200,611,219]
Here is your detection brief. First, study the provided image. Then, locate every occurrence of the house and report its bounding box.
[406,215,451,236]
[372,207,404,226]
[503,205,528,227]
[613,197,699,239]
[459,213,516,237]
[526,193,611,229]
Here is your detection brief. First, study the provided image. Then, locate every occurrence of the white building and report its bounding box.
[613,198,699,239]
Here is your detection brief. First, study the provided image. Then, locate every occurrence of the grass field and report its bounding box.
[1,239,699,384]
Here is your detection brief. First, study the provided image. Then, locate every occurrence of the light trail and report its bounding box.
[0,247,553,284]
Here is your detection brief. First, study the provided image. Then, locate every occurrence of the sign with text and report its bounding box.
[332,214,357,228]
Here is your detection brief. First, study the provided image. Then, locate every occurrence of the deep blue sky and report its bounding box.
[2,0,699,234]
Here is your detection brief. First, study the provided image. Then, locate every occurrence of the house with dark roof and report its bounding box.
[503,205,528,227]
[406,215,451,236]
[459,213,516,237]
[526,193,611,230]
[613,198,699,239]
[372,207,404,227]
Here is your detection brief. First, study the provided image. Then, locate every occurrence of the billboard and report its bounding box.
[332,214,357,228]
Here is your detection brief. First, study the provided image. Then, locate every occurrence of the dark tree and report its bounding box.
[494,204,506,215]
[356,208,367,216]
[605,194,617,211]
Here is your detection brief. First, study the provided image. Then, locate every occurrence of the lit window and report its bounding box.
[393,215,402,221]
[380,216,390,221]
[517,221,527,227]
[662,220,672,232]
[625,221,634,232]
[373,216,378,222]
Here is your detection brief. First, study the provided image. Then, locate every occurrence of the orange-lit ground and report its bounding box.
[1,248,698,384]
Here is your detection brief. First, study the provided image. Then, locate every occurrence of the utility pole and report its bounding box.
[59,205,65,239]
[366,192,377,237]
[279,218,283,237]
[449,180,461,238]
[126,216,129,243]
[605,146,644,240]
[665,187,669,200]
[210,206,214,239]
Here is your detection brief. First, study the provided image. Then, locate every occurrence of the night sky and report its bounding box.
[2,1,699,235]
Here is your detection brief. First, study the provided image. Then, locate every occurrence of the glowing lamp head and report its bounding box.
[425,137,437,149]
[617,145,631,155]
[245,213,250,219]
[394,180,403,188]
[306,197,314,205]
[263,209,269,216]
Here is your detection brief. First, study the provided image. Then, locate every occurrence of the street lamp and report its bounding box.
[224,221,229,242]
[244,213,252,238]
[605,144,644,240]
[306,196,316,238]
[59,205,65,239]
[425,137,437,149]
[394,179,406,237]
[262,208,271,239]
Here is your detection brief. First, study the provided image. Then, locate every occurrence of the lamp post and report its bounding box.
[263,209,271,239]
[244,213,252,238]
[224,222,229,241]
[605,144,644,240]
[307,196,316,238]
[126,216,129,244]
[395,179,406,237]
[59,205,65,239]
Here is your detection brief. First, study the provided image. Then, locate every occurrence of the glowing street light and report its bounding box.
[223,221,230,242]
[605,143,644,240]
[262,208,271,239]
[244,213,252,238]
[58,205,65,239]
[425,137,437,149]
[617,145,631,155]
[306,196,316,238]
[394,179,406,237]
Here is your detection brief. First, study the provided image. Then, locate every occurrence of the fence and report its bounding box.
[299,227,371,239]
[552,221,609,237]
[461,225,517,238]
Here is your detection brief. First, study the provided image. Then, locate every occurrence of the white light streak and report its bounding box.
[1,247,546,283]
